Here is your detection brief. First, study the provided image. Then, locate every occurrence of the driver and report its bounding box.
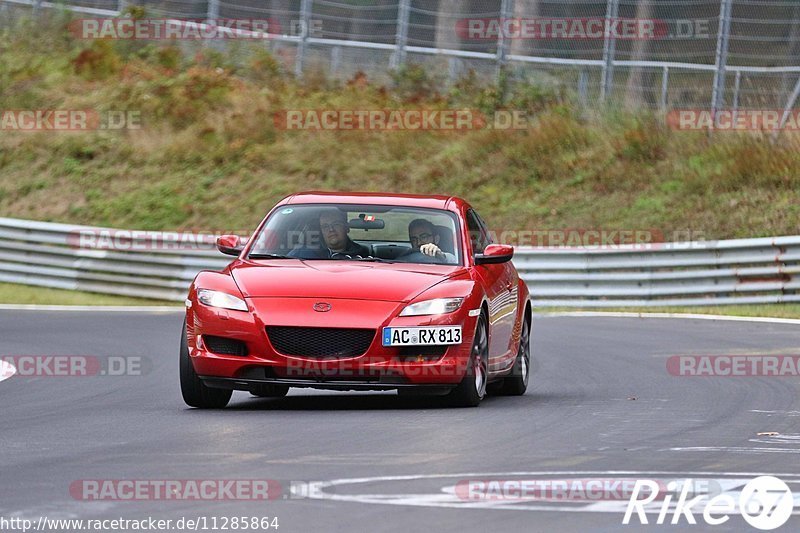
[407,219,456,263]
[289,208,369,259]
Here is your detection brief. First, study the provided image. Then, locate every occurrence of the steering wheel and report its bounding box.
[397,250,439,264]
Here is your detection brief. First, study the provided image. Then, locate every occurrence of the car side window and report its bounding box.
[474,211,494,245]
[466,209,490,254]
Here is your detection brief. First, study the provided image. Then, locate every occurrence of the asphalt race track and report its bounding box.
[2,309,800,532]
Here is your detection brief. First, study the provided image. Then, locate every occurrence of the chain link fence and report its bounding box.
[2,0,800,112]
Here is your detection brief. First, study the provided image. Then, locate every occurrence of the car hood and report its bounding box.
[230,259,465,302]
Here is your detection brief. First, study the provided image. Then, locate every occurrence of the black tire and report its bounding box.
[250,384,290,398]
[493,313,530,396]
[446,313,489,407]
[180,320,232,409]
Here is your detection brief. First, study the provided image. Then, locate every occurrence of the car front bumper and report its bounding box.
[187,297,479,389]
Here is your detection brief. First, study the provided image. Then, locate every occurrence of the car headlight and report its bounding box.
[399,297,464,317]
[196,289,248,312]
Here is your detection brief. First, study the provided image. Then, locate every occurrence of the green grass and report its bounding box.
[0,13,798,240]
[0,282,178,306]
[535,304,800,320]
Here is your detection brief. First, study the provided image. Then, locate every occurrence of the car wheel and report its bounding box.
[250,384,290,398]
[493,314,530,396]
[446,313,488,407]
[180,320,232,408]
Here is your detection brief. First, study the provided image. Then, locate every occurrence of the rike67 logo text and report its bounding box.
[623,476,794,530]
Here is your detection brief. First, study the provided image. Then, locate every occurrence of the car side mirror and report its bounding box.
[216,235,243,256]
[475,244,514,265]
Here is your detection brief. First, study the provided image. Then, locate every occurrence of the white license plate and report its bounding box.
[382,326,462,346]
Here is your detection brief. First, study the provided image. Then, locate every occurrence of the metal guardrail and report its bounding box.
[517,237,800,307]
[0,218,230,302]
[1,217,799,307]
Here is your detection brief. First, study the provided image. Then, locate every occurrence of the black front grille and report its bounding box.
[266,327,375,358]
[203,335,248,356]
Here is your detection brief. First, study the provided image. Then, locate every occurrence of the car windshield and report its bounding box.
[247,204,462,265]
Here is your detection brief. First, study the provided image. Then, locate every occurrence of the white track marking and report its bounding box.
[304,471,800,514]
[537,311,800,325]
[0,360,17,383]
[668,447,800,454]
[749,434,800,444]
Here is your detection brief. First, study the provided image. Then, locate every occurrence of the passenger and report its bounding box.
[289,209,369,258]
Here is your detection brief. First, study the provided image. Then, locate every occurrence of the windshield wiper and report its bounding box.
[248,253,292,259]
[335,255,394,263]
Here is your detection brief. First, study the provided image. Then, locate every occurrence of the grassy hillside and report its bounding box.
[1,11,798,239]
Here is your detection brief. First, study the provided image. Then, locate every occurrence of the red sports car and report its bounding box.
[180,192,531,408]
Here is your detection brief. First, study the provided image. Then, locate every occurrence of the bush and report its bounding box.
[72,40,120,80]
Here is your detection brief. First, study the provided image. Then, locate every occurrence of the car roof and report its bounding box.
[282,191,466,210]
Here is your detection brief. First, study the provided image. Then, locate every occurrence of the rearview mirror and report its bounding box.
[348,215,385,230]
[216,235,243,256]
[475,244,514,265]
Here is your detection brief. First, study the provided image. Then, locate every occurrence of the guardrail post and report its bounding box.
[774,75,800,141]
[600,0,619,102]
[731,69,741,123]
[710,0,733,120]
[391,0,411,69]
[448,57,461,82]
[295,0,313,78]
[578,69,588,106]
[331,45,341,76]
[207,0,219,20]
[660,66,669,111]
[495,0,512,82]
